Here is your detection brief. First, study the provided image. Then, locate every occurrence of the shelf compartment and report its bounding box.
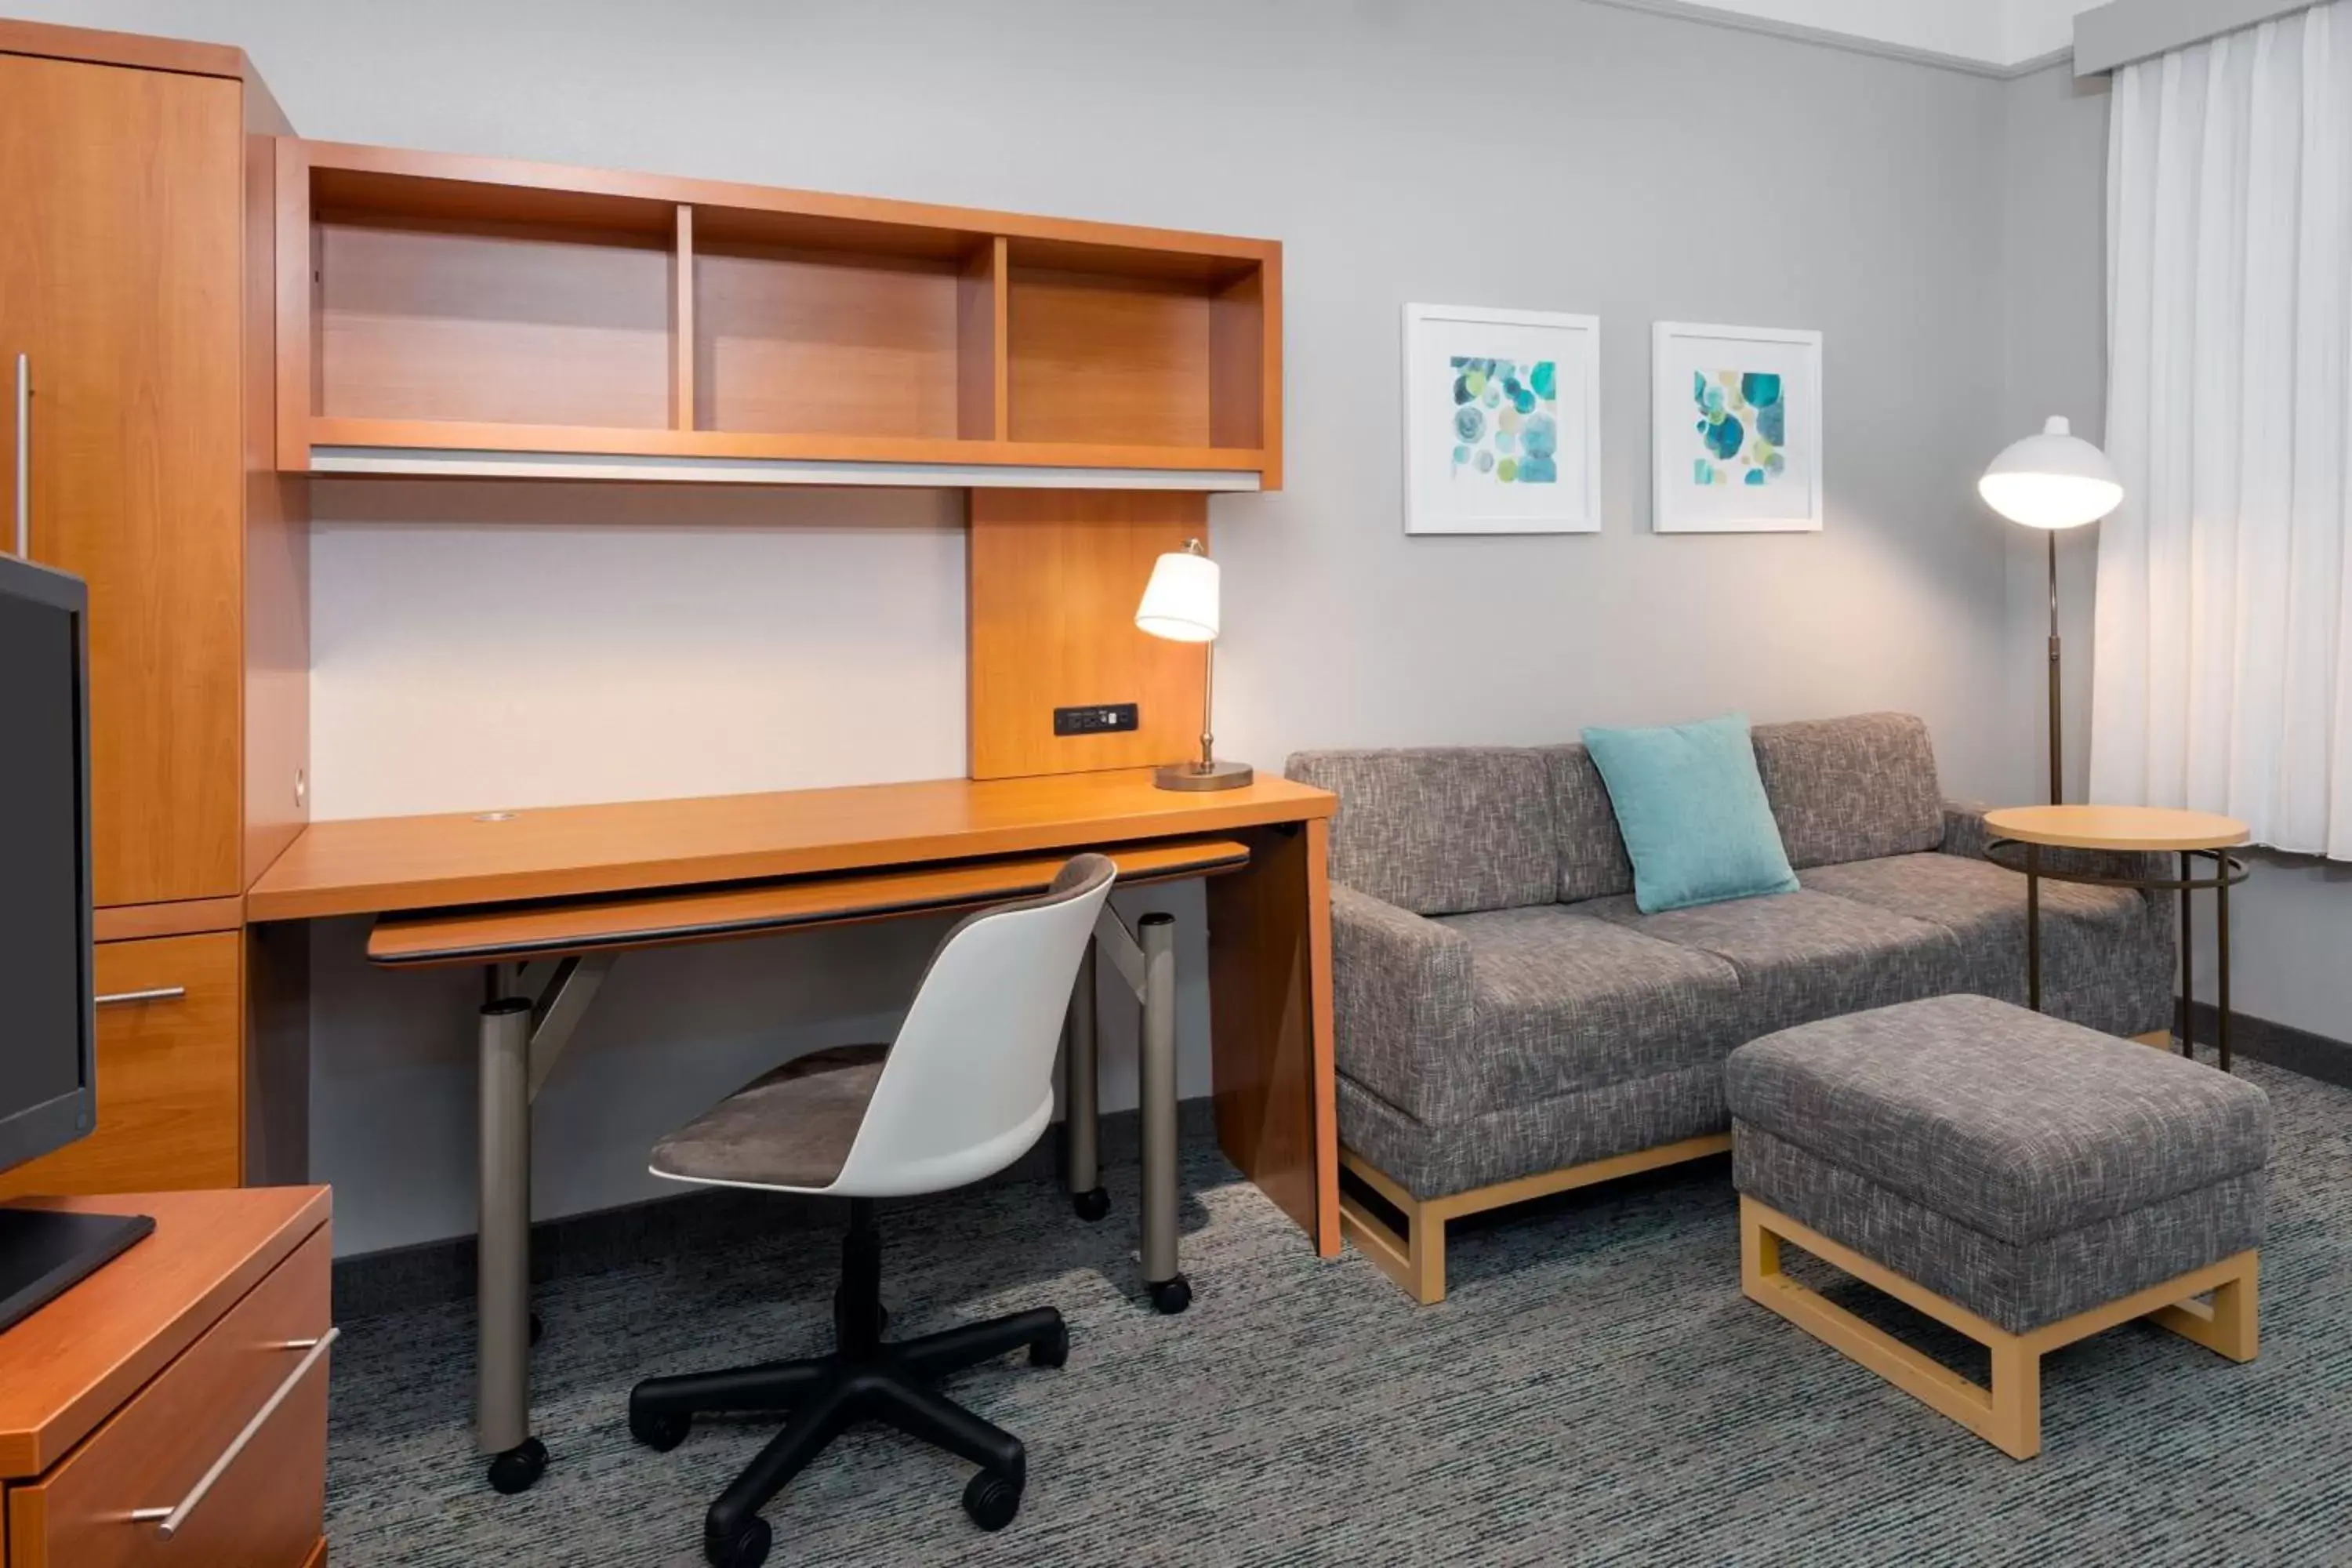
[312,168,678,430]
[1005,238,1269,452]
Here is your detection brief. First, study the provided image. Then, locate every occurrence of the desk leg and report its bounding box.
[1138,913,1188,1312]
[477,995,544,1494]
[1062,948,1106,1221]
[2216,855,2232,1073]
[1207,820,1340,1259]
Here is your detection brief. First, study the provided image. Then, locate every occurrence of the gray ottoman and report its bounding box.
[1726,993,2272,1459]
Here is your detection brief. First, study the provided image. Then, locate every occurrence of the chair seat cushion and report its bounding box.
[651,1044,888,1192]
[1429,906,1745,1114]
[1798,851,2166,1036]
[1584,887,1969,1040]
[1727,994,2273,1245]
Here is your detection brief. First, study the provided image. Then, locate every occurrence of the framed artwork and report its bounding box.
[1652,321,1823,533]
[1403,303,1601,535]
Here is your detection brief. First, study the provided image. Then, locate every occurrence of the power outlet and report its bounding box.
[1054,703,1139,737]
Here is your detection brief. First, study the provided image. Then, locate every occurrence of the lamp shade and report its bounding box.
[1135,547,1219,643]
[1978,416,2124,530]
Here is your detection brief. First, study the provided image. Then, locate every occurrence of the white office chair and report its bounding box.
[626,854,1117,1568]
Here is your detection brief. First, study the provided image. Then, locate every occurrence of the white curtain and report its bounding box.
[2091,1,2352,855]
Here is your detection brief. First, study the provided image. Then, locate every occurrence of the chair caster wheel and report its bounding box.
[1148,1276,1192,1315]
[1030,1319,1069,1369]
[629,1403,690,1452]
[702,1515,772,1568]
[485,1436,546,1494]
[1071,1186,1109,1221]
[963,1468,1023,1532]
[530,1311,543,1346]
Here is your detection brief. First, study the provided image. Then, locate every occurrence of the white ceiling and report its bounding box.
[1679,0,2100,67]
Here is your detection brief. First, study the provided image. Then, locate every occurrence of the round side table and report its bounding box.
[1981,804,2251,1071]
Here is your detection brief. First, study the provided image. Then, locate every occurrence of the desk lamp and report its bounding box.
[1978,416,2125,804]
[1135,539,1252,791]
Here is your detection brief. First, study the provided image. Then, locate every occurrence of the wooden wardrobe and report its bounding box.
[0,20,309,1200]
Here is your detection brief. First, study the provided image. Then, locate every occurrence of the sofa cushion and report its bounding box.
[1285,747,1557,915]
[1800,851,2170,1036]
[1585,887,1970,1039]
[1726,994,2273,1246]
[1431,906,1745,1115]
[1751,712,1945,869]
[1536,743,1635,904]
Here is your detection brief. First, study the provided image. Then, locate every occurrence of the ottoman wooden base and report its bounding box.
[1740,1197,2257,1460]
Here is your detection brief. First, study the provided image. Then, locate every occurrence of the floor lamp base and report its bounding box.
[1152,759,1254,792]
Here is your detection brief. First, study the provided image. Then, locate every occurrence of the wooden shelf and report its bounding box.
[277,140,1281,488]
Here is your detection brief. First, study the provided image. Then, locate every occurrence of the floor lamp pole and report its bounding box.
[2047,530,2063,806]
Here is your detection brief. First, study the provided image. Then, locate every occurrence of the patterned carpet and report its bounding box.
[325,1061,2352,1566]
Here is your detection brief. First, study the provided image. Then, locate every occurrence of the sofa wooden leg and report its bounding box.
[2151,1252,2259,1363]
[1338,1169,1446,1305]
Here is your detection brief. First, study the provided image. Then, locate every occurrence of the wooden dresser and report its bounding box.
[0,1187,331,1568]
[0,18,311,1203]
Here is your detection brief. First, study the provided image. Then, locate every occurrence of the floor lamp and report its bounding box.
[1978,416,2125,804]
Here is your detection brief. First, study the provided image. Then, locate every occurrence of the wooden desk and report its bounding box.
[0,1187,331,1568]
[246,769,1337,1490]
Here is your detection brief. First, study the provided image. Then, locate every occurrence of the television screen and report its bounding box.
[0,568,88,1139]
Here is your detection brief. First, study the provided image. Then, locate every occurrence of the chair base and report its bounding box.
[1740,1196,2257,1461]
[628,1199,1066,1567]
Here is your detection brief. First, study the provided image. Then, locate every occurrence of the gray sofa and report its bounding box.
[1284,713,2176,1302]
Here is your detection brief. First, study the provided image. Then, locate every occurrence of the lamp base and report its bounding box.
[1152,759,1254,793]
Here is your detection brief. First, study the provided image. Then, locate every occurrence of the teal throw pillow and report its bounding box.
[1581,713,1799,914]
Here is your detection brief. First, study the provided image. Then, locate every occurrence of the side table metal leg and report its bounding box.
[2180,851,2194,1058]
[2025,844,2042,1011]
[2216,854,2233,1073]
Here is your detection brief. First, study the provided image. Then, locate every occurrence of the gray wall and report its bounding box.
[25,0,2034,1253]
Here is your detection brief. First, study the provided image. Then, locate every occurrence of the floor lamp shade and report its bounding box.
[1980,416,2124,806]
[1134,540,1250,791]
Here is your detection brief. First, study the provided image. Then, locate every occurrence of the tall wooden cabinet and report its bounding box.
[0,20,308,1201]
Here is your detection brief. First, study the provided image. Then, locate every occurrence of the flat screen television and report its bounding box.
[0,554,151,1333]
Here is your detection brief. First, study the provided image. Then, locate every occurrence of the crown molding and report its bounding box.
[1588,0,2078,79]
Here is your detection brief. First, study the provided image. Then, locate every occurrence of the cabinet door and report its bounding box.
[0,932,243,1200]
[0,53,243,906]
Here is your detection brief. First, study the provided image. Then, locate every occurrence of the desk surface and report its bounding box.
[247,768,1336,921]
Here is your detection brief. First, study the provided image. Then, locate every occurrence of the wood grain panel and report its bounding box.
[368,837,1250,967]
[0,1187,328,1479]
[670,205,695,430]
[316,217,673,429]
[0,934,243,1202]
[1,55,245,906]
[1208,821,1338,1254]
[246,91,310,888]
[6,1226,328,1568]
[244,770,1334,921]
[695,244,960,437]
[1007,269,1212,446]
[0,17,246,79]
[91,898,244,943]
[957,238,1007,441]
[968,489,1207,779]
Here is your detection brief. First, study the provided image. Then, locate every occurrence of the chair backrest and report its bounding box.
[831,854,1117,1197]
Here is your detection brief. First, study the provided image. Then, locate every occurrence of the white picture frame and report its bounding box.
[1403,303,1601,535]
[1651,321,1824,534]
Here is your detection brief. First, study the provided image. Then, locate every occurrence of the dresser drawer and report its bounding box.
[0,933,242,1200]
[5,1225,329,1568]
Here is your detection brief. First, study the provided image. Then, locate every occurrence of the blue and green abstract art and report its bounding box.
[1691,370,1788,488]
[1450,357,1559,485]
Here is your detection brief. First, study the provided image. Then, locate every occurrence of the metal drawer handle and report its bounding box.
[94,986,187,1008]
[129,1327,339,1539]
[13,352,27,559]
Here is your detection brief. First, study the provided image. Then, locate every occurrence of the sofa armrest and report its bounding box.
[1328,883,1474,1120]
